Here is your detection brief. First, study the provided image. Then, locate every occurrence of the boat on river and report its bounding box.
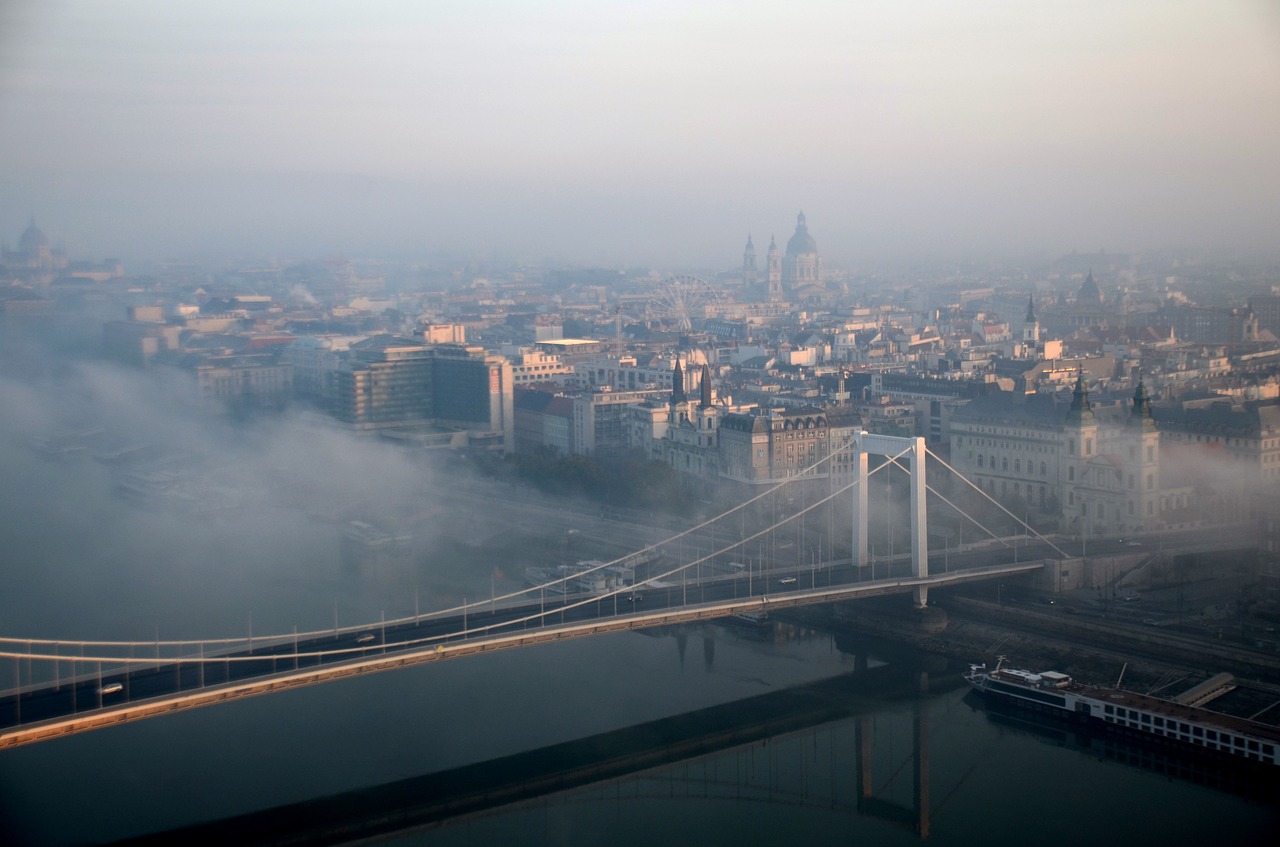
[965,657,1280,767]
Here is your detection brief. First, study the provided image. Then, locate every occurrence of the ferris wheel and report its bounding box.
[646,275,719,333]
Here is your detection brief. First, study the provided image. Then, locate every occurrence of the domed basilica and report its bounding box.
[741,212,823,302]
[2,218,66,279]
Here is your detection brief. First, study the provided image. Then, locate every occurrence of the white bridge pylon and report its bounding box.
[852,432,930,609]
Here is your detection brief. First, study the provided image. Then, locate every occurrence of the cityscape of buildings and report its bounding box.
[5,214,1280,548]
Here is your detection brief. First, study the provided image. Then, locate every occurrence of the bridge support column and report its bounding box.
[909,436,928,608]
[852,438,869,566]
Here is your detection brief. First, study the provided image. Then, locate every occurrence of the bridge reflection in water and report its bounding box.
[117,657,942,846]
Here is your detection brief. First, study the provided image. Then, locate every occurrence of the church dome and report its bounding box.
[785,212,817,256]
[1077,269,1102,304]
[19,220,49,253]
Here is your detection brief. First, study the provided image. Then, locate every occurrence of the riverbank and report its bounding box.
[782,593,1280,696]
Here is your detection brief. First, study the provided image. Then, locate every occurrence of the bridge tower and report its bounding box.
[851,432,930,608]
[855,672,933,836]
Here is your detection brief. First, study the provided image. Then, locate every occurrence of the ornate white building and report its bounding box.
[949,373,1162,536]
[663,359,721,482]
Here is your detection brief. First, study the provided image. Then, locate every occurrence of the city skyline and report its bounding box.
[2,1,1278,266]
[5,5,1280,840]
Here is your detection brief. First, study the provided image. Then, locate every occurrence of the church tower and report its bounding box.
[742,234,757,287]
[694,364,719,448]
[1023,292,1040,345]
[1126,377,1160,529]
[766,235,782,302]
[670,357,691,425]
[1062,368,1099,534]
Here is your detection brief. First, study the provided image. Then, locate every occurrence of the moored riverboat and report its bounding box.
[965,657,1280,767]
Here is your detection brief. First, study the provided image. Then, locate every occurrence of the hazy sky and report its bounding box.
[2,1,1278,267]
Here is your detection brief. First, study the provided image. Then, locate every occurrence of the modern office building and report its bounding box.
[332,336,436,429]
[328,336,513,450]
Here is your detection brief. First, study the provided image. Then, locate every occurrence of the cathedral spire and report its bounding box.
[1023,291,1040,347]
[699,364,712,409]
[1078,268,1102,304]
[1129,374,1156,432]
[671,358,686,404]
[1066,366,1095,426]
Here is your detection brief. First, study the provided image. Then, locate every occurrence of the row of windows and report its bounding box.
[771,419,825,432]
[956,434,1058,454]
[974,455,1051,476]
[1101,707,1275,759]
[958,423,1056,437]
[1125,444,1157,462]
[1165,432,1278,449]
[975,477,1048,506]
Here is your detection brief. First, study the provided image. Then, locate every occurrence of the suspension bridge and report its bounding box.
[1,433,1071,749]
